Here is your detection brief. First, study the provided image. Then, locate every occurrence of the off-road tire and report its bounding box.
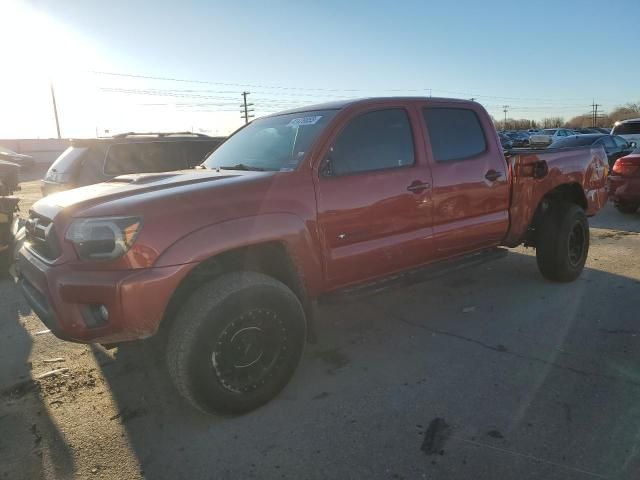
[166,271,306,415]
[615,202,639,214]
[536,202,589,282]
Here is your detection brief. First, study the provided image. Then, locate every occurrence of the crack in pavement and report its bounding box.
[393,314,640,390]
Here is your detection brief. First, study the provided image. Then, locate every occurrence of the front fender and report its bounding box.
[154,213,324,296]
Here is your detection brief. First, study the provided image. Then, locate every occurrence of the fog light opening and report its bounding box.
[82,304,110,328]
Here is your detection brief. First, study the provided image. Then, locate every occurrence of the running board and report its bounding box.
[321,247,509,304]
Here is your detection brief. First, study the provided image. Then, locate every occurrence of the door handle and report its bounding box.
[407,181,431,194]
[485,170,503,182]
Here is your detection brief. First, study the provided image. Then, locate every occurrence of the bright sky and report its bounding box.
[1,0,637,139]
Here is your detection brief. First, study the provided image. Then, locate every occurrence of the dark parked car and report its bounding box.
[550,134,636,168]
[574,128,602,135]
[0,145,35,170]
[505,131,530,147]
[42,132,225,196]
[498,132,514,149]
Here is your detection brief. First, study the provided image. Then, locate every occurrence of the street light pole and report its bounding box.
[50,81,61,139]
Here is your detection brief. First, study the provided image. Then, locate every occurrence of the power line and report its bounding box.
[90,69,607,104]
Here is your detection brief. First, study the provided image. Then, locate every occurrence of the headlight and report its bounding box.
[66,216,142,261]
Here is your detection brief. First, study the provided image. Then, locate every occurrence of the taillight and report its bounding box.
[612,156,640,177]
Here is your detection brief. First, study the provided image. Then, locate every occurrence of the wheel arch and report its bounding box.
[525,182,589,247]
[159,240,312,338]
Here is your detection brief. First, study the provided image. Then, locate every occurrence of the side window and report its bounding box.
[105,142,187,175]
[422,107,487,162]
[613,136,628,149]
[328,109,415,176]
[600,136,616,150]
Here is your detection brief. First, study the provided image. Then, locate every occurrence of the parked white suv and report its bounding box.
[611,118,640,145]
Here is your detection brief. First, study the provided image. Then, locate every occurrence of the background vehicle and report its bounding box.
[611,118,640,145]
[0,145,35,170]
[608,146,640,214]
[539,128,576,143]
[41,132,225,196]
[0,160,20,274]
[18,98,608,416]
[574,128,602,135]
[498,132,514,149]
[505,131,530,147]
[550,134,636,168]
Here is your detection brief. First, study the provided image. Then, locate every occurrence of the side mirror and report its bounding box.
[630,141,637,149]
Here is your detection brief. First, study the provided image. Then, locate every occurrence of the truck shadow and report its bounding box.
[92,250,640,479]
[0,278,75,479]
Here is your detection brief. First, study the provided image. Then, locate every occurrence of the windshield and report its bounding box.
[203,110,338,171]
[541,129,557,135]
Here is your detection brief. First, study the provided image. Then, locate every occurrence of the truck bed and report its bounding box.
[503,145,608,247]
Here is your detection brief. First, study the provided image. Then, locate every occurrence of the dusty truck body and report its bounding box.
[18,97,607,414]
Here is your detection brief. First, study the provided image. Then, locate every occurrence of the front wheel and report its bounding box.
[166,271,306,415]
[536,203,589,282]
[615,202,639,214]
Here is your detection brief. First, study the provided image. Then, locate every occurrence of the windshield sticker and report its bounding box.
[287,116,322,127]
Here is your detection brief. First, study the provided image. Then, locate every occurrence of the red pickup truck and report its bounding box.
[18,98,608,415]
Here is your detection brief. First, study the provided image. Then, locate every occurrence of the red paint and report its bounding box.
[608,153,640,204]
[18,98,608,344]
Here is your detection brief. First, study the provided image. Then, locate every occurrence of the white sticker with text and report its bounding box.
[287,116,322,127]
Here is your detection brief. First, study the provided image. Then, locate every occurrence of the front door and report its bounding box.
[314,106,434,288]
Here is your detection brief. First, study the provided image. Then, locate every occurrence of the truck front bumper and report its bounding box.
[18,246,192,344]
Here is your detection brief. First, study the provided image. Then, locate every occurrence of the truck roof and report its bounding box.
[269,97,475,117]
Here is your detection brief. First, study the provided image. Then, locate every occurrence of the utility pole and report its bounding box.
[502,105,509,130]
[50,80,61,139]
[240,91,254,125]
[591,100,602,128]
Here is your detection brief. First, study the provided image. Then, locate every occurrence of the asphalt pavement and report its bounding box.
[1,177,639,480]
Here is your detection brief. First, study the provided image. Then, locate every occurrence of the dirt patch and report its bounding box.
[2,367,101,405]
[596,230,638,240]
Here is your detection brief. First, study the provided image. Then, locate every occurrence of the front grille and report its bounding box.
[25,215,61,260]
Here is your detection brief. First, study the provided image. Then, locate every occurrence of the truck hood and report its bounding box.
[33,169,272,220]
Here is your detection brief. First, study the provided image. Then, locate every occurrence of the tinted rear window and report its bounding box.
[105,142,187,175]
[612,122,640,136]
[422,108,487,162]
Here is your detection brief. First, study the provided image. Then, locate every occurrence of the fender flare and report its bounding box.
[154,213,324,296]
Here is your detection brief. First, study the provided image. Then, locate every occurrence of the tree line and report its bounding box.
[493,101,640,131]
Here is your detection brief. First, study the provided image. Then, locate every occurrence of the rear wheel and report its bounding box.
[615,202,639,214]
[536,203,589,282]
[166,271,306,415]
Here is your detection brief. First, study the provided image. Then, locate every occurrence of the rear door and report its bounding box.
[420,103,510,258]
[314,105,434,288]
